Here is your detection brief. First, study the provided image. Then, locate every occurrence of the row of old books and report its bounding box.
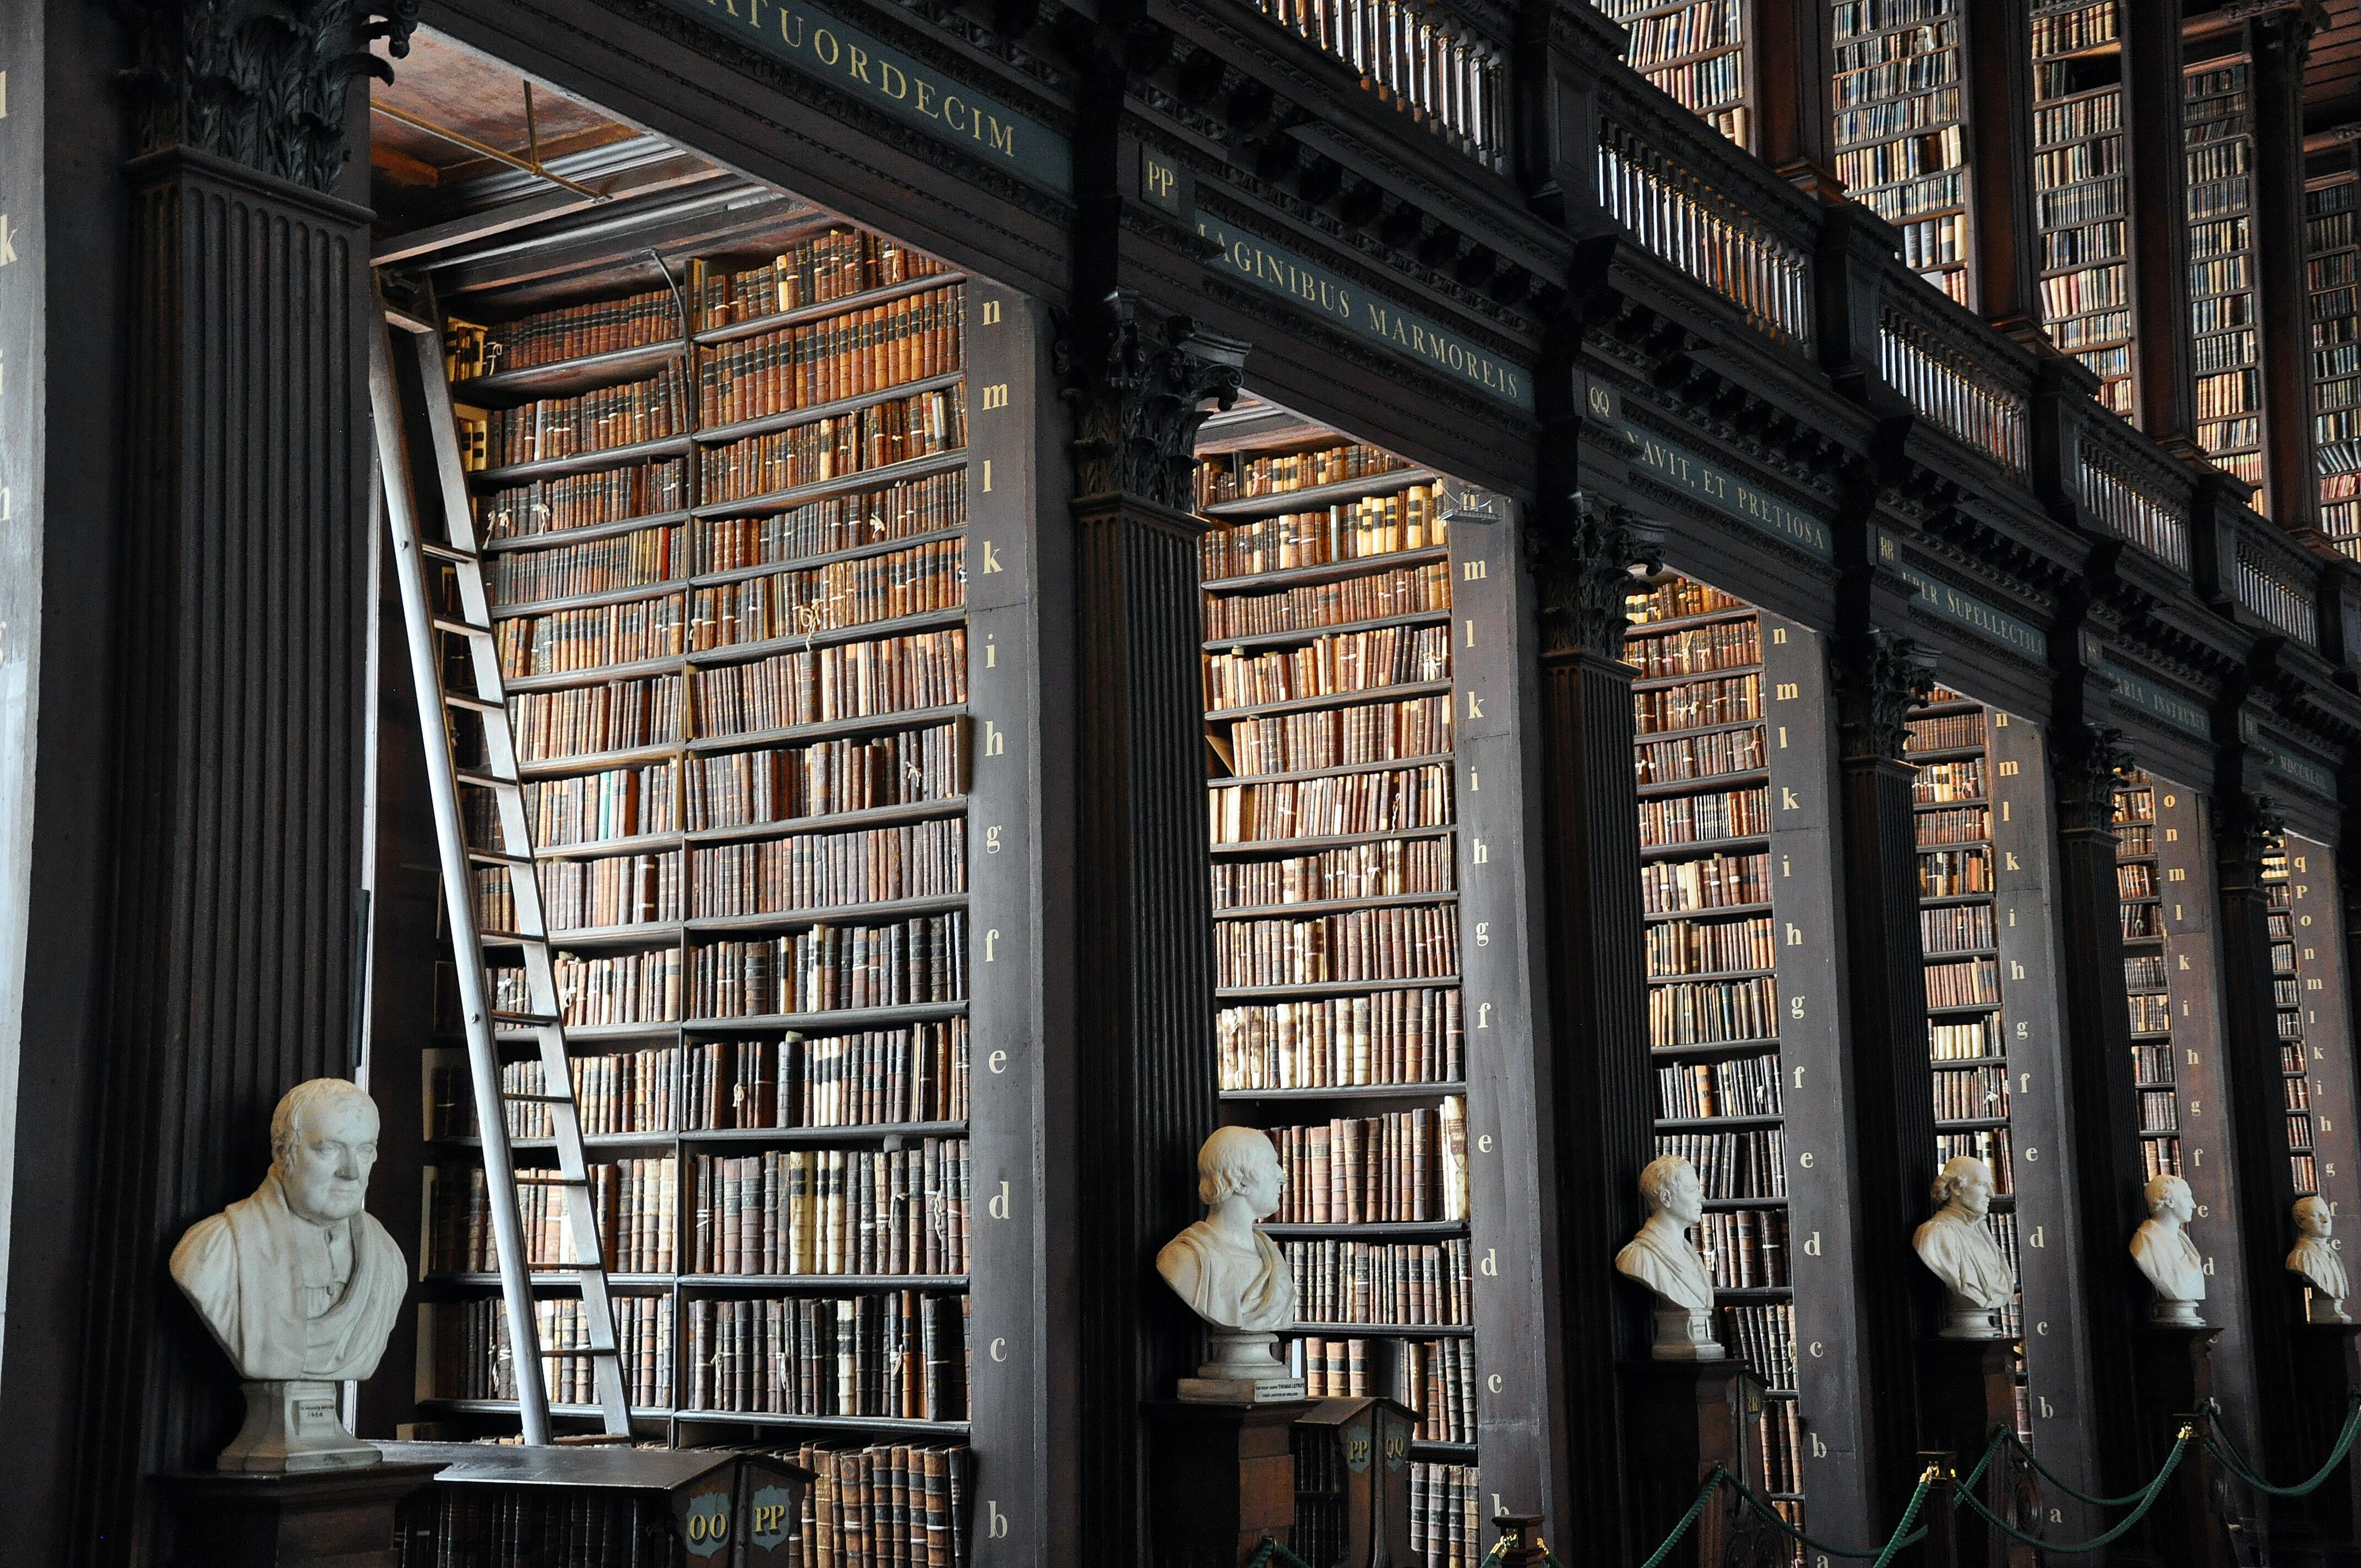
[492,520,685,602]
[509,676,686,761]
[2141,1091,2180,1134]
[489,950,679,1027]
[428,1047,690,1140]
[1927,957,2000,1009]
[483,368,690,470]
[478,456,690,540]
[686,818,965,917]
[698,229,948,328]
[1936,1128,2015,1191]
[1210,836,1454,908]
[1215,906,1461,988]
[697,388,964,509]
[1625,616,1761,680]
[2132,1042,2174,1083]
[1220,694,1452,775]
[1906,711,1985,753]
[1930,1015,2001,1060]
[684,1291,969,1422]
[425,1158,678,1275]
[1647,975,1778,1048]
[1283,1236,1474,1326]
[477,853,683,933]
[421,1295,673,1408]
[1198,441,1407,505]
[698,471,964,573]
[1201,489,1449,580]
[685,914,967,1019]
[1616,0,1742,73]
[1265,1101,1471,1224]
[1637,786,1768,849]
[1630,579,1743,624]
[1722,1302,1797,1390]
[1656,1053,1783,1119]
[1201,559,1451,640]
[681,1024,970,1130]
[1207,764,1454,846]
[1216,987,1466,1091]
[1933,1064,2009,1123]
[1645,913,1774,978]
[685,539,966,648]
[1202,626,1449,711]
[1761,1397,1805,1494]
[1410,1462,1484,1568]
[1640,851,1773,915]
[689,1140,969,1277]
[1653,1129,1787,1199]
[1634,724,1765,787]
[1287,1336,1474,1445]
[1917,848,1992,898]
[694,288,962,426]
[1916,804,1989,848]
[688,629,967,738]
[768,1439,974,1568]
[1914,756,1984,804]
[395,1476,671,1567]
[460,286,681,377]
[685,725,964,828]
[1632,673,1760,736]
[2128,992,2172,1033]
[1921,902,1994,954]
[500,598,687,678]
[1698,1207,1789,1290]
[2122,902,2163,940]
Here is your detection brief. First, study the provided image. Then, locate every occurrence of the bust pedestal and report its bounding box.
[161,1458,443,1568]
[1145,1399,1313,1568]
[1917,1338,2036,1568]
[2130,1326,2235,1568]
[1621,1358,1765,1568]
[1177,1330,1307,1405]
[2290,1322,2361,1560]
[219,1380,382,1472]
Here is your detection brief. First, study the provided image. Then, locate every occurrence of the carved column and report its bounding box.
[1752,0,1840,197]
[2123,2,2197,450]
[2249,11,2320,530]
[1831,625,1940,1526]
[1059,293,1247,1568]
[1960,0,2042,337]
[1527,492,1660,1561]
[67,6,413,1565]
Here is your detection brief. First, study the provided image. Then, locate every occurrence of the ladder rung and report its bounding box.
[512,1173,590,1186]
[525,1262,607,1272]
[477,928,542,944]
[467,847,534,867]
[420,540,476,564]
[492,1009,561,1027]
[432,614,494,639]
[454,769,523,793]
[445,692,505,716]
[503,1092,579,1104]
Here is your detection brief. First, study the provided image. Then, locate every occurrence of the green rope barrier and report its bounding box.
[2202,1398,2361,1499]
[1993,1427,2159,1510]
[1245,1536,1317,1568]
[1729,1468,1932,1561]
[1954,1428,2010,1499]
[1954,1424,2191,1555]
[1636,1469,1729,1568]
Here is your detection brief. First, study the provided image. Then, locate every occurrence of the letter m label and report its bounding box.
[1462,560,1487,581]
[981,383,1010,410]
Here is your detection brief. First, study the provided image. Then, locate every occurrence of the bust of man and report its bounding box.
[2288,1195,2351,1324]
[1616,1154,1724,1360]
[170,1079,406,1470]
[2130,1173,2207,1327]
[1157,1125,1297,1333]
[1914,1156,2016,1338]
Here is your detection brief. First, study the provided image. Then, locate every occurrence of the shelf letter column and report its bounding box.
[70,6,409,1562]
[1059,292,1247,1566]
[1525,492,1660,1560]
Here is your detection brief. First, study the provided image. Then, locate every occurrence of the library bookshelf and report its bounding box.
[2307,164,2361,554]
[2184,50,2268,504]
[2113,775,2185,1182]
[1598,0,1756,150]
[2031,0,2136,417]
[1833,0,1975,303]
[2268,832,2361,1310]
[402,209,1057,1562]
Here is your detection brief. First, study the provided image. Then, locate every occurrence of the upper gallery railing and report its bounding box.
[1241,0,1509,170]
[1594,85,1817,351]
[1878,291,2030,475]
[2232,522,2320,647]
[2075,418,2191,572]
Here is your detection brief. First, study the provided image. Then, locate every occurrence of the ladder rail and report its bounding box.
[371,298,634,1439]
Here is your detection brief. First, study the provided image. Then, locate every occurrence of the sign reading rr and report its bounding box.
[1195,215,1533,410]
[665,0,1072,193]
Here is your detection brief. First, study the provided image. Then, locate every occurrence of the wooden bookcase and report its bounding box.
[2030,0,2135,417]
[1830,0,1975,303]
[1600,0,1758,151]
[401,214,1057,1564]
[2263,833,2358,1222]
[2113,773,2186,1183]
[2183,49,2268,504]
[2305,162,2361,555]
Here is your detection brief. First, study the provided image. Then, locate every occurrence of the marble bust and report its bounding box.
[2130,1173,2207,1328]
[2288,1195,2352,1324]
[170,1079,406,1471]
[1913,1156,2016,1339]
[1160,1126,1305,1403]
[1615,1154,1725,1360]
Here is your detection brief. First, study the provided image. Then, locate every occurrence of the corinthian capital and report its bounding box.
[2055,725,2135,836]
[1524,492,1664,660]
[1835,629,1939,764]
[1058,292,1247,514]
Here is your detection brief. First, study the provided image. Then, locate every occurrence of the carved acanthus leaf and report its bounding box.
[1836,629,1939,764]
[1524,491,1664,660]
[1057,291,1247,513]
[2057,725,2134,836]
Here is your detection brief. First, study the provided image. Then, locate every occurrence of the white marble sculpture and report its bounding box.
[2130,1173,2207,1328]
[1913,1156,2016,1339]
[1158,1126,1305,1403]
[170,1078,405,1472]
[2289,1195,2352,1324]
[1615,1154,1726,1361]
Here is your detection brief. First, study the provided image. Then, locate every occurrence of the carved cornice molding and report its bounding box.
[1524,492,1664,660]
[2055,724,2134,837]
[128,0,420,193]
[1835,628,1939,764]
[1057,291,1247,513]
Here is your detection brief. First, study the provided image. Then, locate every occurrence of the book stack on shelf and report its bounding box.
[417,216,982,1489]
[1831,0,1974,303]
[1595,0,1754,149]
[2261,840,2320,1196]
[2308,171,2361,552]
[1625,577,1805,1533]
[2113,775,2183,1180]
[2030,0,2135,416]
[2184,56,2267,502]
[1194,430,1479,1560]
[1904,690,2030,1436]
